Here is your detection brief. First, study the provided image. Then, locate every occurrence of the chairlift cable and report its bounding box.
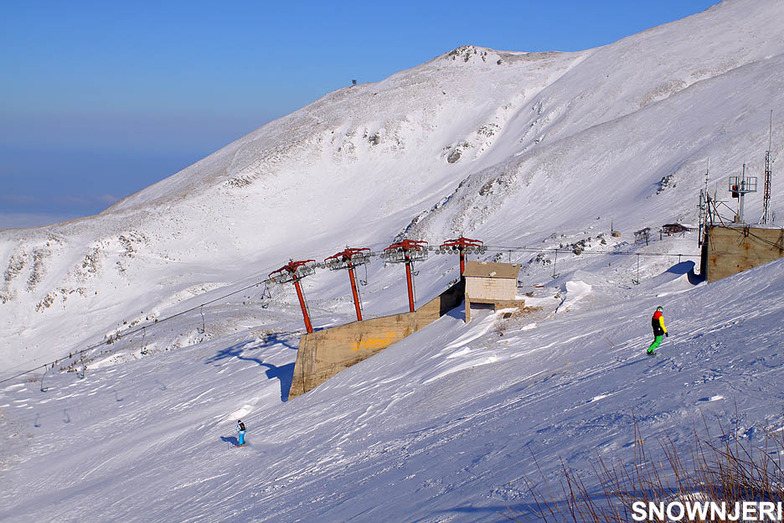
[0,234,706,386]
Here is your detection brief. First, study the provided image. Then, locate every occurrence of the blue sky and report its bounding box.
[0,0,720,229]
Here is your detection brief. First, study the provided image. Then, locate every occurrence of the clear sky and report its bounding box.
[0,0,720,230]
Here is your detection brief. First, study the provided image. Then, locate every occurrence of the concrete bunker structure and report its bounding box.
[289,280,465,399]
[701,224,784,283]
[463,260,523,323]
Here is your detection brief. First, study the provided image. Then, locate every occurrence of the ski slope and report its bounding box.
[2,0,784,520]
[1,249,783,521]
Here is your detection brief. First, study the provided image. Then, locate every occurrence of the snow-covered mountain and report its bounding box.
[3,0,783,373]
[2,0,784,520]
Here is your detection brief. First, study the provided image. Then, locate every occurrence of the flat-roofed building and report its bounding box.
[464,260,523,322]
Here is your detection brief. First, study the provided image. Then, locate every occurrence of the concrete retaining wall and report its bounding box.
[288,280,465,398]
[702,225,784,283]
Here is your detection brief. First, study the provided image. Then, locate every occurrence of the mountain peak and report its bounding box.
[444,45,503,65]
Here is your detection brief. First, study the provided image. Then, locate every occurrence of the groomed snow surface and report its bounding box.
[2,247,784,521]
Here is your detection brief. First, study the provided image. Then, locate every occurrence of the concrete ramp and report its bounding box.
[289,280,465,398]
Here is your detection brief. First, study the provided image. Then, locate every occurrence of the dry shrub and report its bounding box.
[510,420,784,522]
[496,306,542,335]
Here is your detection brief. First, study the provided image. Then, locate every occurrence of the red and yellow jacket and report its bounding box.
[651,310,667,336]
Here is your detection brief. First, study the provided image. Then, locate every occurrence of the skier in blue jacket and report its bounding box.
[237,419,246,446]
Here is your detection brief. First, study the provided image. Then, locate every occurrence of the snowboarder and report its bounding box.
[237,419,246,446]
[646,306,668,355]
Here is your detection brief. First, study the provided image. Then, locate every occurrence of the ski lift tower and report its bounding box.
[269,259,317,333]
[325,247,372,322]
[438,237,486,275]
[382,239,428,313]
[729,164,758,224]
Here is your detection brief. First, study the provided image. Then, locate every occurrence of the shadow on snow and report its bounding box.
[220,435,241,447]
[665,260,704,285]
[206,339,296,402]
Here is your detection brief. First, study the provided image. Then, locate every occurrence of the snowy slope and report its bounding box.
[2,0,784,520]
[1,247,783,521]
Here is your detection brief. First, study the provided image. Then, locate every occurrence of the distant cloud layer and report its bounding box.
[0,193,119,208]
[0,142,215,225]
[0,212,79,230]
[0,194,119,230]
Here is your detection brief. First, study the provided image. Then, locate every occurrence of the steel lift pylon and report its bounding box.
[438,237,486,275]
[382,239,428,313]
[325,247,372,322]
[269,259,317,333]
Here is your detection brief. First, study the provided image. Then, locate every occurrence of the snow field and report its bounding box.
[1,252,783,520]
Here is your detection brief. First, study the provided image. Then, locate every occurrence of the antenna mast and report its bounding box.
[761,110,774,224]
[699,159,710,246]
[729,164,757,224]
